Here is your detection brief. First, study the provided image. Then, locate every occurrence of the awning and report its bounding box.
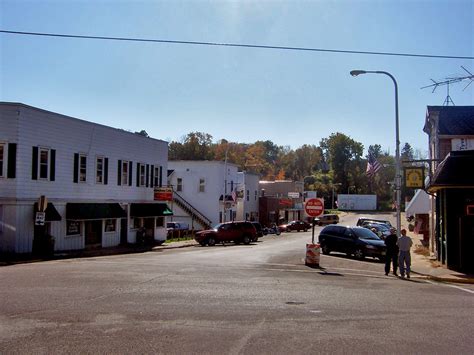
[130,203,173,218]
[33,202,62,221]
[427,151,474,192]
[66,203,126,220]
[405,189,431,216]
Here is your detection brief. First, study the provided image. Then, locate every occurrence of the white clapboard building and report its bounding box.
[167,161,260,228]
[0,102,171,254]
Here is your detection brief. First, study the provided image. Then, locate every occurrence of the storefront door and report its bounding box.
[85,220,102,248]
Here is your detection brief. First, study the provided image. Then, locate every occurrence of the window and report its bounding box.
[154,166,160,187]
[122,160,129,185]
[39,148,49,179]
[104,219,116,232]
[96,157,104,184]
[79,154,87,182]
[0,143,4,177]
[177,178,183,192]
[156,217,164,228]
[246,189,250,201]
[199,178,205,192]
[66,220,81,236]
[139,163,146,186]
[255,190,258,201]
[133,217,143,229]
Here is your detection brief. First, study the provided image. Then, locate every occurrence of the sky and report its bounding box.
[1,0,473,157]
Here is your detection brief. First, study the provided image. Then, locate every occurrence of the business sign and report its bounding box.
[405,167,424,189]
[35,212,46,226]
[154,187,173,201]
[304,198,324,217]
[288,192,300,199]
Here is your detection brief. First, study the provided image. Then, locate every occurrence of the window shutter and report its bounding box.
[32,146,38,180]
[150,165,154,188]
[73,153,79,183]
[50,149,56,181]
[136,163,140,187]
[128,161,133,186]
[117,160,122,186]
[146,164,149,187]
[104,158,109,185]
[159,166,163,187]
[7,143,16,179]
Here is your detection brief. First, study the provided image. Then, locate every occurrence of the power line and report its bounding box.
[1,29,473,60]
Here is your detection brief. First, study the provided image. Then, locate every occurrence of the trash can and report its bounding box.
[305,243,320,267]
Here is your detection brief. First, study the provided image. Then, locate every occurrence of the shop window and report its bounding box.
[133,217,143,229]
[66,220,81,236]
[156,217,164,228]
[104,219,116,232]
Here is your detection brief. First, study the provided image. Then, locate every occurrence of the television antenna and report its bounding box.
[421,66,474,106]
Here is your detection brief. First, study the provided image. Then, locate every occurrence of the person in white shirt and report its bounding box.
[396,229,413,278]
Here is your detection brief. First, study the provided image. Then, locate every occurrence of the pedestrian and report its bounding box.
[397,228,413,278]
[384,227,398,276]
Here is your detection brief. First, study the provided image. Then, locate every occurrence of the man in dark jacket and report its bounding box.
[384,228,399,276]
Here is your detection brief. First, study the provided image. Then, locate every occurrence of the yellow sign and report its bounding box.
[405,167,424,188]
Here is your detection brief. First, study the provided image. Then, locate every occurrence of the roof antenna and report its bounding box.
[421,66,474,106]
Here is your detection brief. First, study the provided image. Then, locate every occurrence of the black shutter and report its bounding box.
[128,161,133,186]
[73,153,79,183]
[136,163,140,187]
[150,165,154,188]
[104,158,108,185]
[146,164,149,187]
[117,160,122,186]
[32,146,38,180]
[159,166,163,187]
[7,143,16,179]
[50,149,56,181]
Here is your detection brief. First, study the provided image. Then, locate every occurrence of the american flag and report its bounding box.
[366,153,382,179]
[231,190,237,202]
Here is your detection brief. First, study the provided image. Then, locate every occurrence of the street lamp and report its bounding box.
[332,183,342,210]
[350,69,401,237]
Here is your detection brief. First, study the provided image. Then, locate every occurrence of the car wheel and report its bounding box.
[242,234,251,245]
[322,245,330,255]
[354,248,365,260]
[199,241,207,246]
[207,237,216,246]
[304,229,308,232]
[276,230,281,236]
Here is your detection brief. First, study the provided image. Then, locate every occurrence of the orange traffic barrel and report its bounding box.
[305,243,320,267]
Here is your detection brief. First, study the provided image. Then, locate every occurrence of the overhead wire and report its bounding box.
[1,29,473,60]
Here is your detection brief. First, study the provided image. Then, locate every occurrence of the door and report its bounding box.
[85,220,102,248]
[459,216,474,273]
[120,218,128,245]
[144,218,155,239]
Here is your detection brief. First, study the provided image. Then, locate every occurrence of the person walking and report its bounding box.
[384,227,398,276]
[397,229,413,278]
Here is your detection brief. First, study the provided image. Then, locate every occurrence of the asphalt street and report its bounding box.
[1,214,473,354]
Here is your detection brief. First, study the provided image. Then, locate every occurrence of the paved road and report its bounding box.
[1,213,473,354]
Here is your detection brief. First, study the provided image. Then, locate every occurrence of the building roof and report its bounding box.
[427,150,474,192]
[424,106,474,136]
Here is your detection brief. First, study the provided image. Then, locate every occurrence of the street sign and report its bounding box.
[304,198,324,217]
[35,212,46,226]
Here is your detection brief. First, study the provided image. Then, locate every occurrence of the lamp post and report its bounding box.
[332,183,342,210]
[350,69,401,237]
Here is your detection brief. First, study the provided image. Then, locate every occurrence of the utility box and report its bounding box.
[338,194,377,211]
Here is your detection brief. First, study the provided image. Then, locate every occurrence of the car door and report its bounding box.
[341,228,356,254]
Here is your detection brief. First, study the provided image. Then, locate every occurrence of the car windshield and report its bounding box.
[212,223,223,230]
[354,228,381,240]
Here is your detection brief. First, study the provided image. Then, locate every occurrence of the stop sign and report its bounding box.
[305,198,324,217]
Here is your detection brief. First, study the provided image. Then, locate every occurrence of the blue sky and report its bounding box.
[1,0,473,156]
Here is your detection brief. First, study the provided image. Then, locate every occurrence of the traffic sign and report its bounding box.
[304,198,324,217]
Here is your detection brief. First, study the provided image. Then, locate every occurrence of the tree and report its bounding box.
[169,132,214,160]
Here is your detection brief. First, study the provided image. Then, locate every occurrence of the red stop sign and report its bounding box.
[305,198,324,217]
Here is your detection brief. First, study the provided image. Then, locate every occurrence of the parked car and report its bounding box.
[361,222,392,240]
[195,221,257,246]
[251,222,265,240]
[279,220,311,232]
[356,217,392,227]
[318,225,386,260]
[313,214,339,226]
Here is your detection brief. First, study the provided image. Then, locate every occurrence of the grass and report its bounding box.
[165,234,195,243]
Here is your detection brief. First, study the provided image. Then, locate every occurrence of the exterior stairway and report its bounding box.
[172,192,213,230]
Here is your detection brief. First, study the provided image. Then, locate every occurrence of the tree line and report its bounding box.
[168,131,421,210]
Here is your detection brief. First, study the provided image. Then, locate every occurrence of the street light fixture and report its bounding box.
[350,69,401,237]
[332,183,342,210]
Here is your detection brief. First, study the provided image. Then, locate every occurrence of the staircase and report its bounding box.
[172,192,213,230]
